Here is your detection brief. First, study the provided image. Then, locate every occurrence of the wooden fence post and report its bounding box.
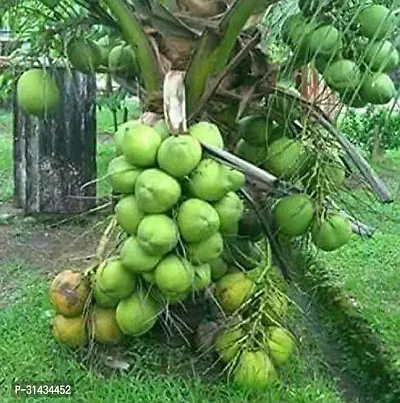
[13,67,97,215]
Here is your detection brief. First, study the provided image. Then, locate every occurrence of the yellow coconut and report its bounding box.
[52,314,86,347]
[215,272,254,314]
[92,306,123,344]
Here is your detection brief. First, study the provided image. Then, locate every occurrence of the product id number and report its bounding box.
[12,383,72,397]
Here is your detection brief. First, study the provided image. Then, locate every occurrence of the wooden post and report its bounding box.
[13,67,97,215]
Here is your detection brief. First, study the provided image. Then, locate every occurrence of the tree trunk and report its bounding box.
[13,67,97,215]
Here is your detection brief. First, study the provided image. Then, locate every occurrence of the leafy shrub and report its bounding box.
[339,105,400,154]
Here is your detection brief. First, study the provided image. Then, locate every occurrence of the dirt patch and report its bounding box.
[0,203,109,307]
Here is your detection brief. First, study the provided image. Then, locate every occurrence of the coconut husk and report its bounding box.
[176,0,226,18]
[157,34,196,70]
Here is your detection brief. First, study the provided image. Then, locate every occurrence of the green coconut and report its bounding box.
[266,326,295,366]
[264,137,305,179]
[386,49,400,72]
[193,264,212,292]
[115,195,144,235]
[52,315,86,347]
[223,166,246,192]
[209,257,229,281]
[116,292,160,336]
[161,290,190,305]
[189,121,224,149]
[114,120,141,154]
[360,73,396,105]
[95,258,136,301]
[177,198,220,243]
[357,5,393,40]
[323,59,361,93]
[281,14,308,46]
[154,255,195,294]
[268,125,286,145]
[157,135,202,177]
[17,69,61,117]
[213,192,244,235]
[120,236,162,273]
[107,156,142,194]
[314,56,331,75]
[236,139,268,166]
[273,194,315,237]
[324,156,346,188]
[135,169,182,213]
[154,119,170,141]
[92,306,123,345]
[312,214,352,251]
[364,40,399,72]
[96,36,112,66]
[215,272,254,314]
[66,38,102,73]
[308,25,342,57]
[93,284,119,308]
[287,18,319,64]
[189,159,231,201]
[141,271,155,284]
[238,210,264,242]
[215,328,244,362]
[340,92,368,109]
[239,115,275,147]
[108,45,138,77]
[121,124,162,167]
[136,214,179,256]
[233,350,277,389]
[187,232,224,264]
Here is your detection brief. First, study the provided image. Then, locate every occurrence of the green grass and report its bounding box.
[97,100,141,134]
[320,149,400,362]
[0,260,344,403]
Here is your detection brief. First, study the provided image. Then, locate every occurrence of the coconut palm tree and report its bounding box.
[5,0,399,387]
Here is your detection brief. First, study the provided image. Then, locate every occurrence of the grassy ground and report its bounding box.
[0,108,346,402]
[0,258,344,403]
[320,150,400,364]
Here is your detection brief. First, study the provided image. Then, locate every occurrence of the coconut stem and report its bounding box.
[102,0,163,94]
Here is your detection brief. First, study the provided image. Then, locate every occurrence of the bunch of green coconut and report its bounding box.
[282,2,399,107]
[65,34,138,78]
[235,113,353,253]
[15,33,139,118]
[48,119,297,389]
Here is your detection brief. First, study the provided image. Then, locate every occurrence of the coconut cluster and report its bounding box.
[64,35,138,79]
[47,118,298,389]
[49,270,123,347]
[49,121,248,340]
[104,120,250,318]
[235,115,352,252]
[282,3,398,106]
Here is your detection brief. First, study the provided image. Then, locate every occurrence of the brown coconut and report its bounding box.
[49,270,90,317]
[176,0,225,18]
